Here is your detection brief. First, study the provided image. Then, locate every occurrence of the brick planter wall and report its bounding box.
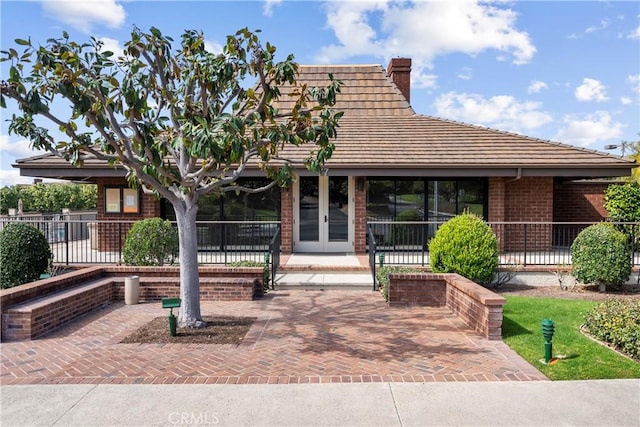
[388,273,506,340]
[1,266,264,341]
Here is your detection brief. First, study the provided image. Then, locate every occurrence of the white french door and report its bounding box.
[293,176,354,252]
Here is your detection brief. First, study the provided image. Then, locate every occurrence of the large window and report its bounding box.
[161,178,281,221]
[367,178,487,221]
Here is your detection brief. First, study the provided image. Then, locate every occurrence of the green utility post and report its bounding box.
[378,252,385,268]
[162,298,181,337]
[541,318,555,364]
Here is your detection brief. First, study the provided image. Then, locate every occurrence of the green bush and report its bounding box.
[605,182,640,222]
[570,223,631,290]
[0,222,53,288]
[228,260,271,292]
[428,212,498,284]
[376,265,421,301]
[584,299,640,360]
[122,218,178,266]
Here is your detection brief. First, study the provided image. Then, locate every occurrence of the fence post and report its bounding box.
[523,223,528,267]
[65,220,70,266]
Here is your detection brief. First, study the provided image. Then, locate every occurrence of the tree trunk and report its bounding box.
[174,199,205,328]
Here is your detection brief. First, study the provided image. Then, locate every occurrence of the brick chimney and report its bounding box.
[387,58,411,104]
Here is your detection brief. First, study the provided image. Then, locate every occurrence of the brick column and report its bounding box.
[280,188,293,254]
[354,177,367,254]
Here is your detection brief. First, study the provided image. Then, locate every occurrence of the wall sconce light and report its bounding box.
[357,177,365,192]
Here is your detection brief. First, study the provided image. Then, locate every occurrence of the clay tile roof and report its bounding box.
[269,63,635,176]
[13,62,635,179]
[274,64,414,117]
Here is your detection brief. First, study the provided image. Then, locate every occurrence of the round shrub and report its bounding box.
[123,218,179,266]
[570,223,631,291]
[0,222,53,288]
[428,212,498,285]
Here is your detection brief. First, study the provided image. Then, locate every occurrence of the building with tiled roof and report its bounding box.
[14,58,636,254]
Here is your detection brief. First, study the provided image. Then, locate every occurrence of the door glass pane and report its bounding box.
[299,176,319,242]
[328,177,348,241]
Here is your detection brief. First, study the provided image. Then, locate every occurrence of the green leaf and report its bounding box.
[14,38,30,46]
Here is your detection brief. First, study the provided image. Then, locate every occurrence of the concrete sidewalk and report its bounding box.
[2,380,639,426]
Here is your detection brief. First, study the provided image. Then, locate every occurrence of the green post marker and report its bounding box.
[541,318,555,363]
[162,298,181,337]
[378,252,385,268]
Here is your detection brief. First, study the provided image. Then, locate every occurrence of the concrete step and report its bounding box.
[275,272,374,291]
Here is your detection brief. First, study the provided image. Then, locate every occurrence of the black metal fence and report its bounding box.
[2,216,638,268]
[367,225,378,290]
[0,217,282,267]
[367,221,640,267]
[269,226,281,289]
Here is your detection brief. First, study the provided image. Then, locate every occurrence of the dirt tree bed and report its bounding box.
[121,316,256,344]
[494,283,640,301]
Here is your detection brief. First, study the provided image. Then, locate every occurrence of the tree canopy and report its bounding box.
[0,183,97,214]
[1,27,343,327]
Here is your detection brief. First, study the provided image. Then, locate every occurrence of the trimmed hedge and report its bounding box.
[0,222,53,288]
[428,212,498,285]
[584,299,640,360]
[123,218,179,266]
[570,223,631,290]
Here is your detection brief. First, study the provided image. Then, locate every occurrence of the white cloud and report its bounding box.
[0,168,39,187]
[575,78,609,102]
[621,97,633,105]
[0,135,47,160]
[317,1,536,85]
[569,18,611,38]
[205,40,224,55]
[263,0,282,17]
[0,135,48,186]
[628,25,640,40]
[527,80,548,94]
[586,19,610,34]
[553,111,624,146]
[433,92,553,133]
[627,74,640,94]
[41,0,126,34]
[457,67,472,80]
[96,37,122,56]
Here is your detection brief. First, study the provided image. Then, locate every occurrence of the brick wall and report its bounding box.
[488,177,554,251]
[387,273,506,340]
[96,178,162,251]
[553,180,609,222]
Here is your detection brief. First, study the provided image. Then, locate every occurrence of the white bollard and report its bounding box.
[124,275,140,305]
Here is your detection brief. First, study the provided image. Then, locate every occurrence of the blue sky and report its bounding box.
[1,0,639,185]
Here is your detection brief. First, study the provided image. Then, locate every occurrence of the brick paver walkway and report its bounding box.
[0,290,546,384]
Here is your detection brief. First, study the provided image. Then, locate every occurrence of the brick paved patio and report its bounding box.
[0,290,546,384]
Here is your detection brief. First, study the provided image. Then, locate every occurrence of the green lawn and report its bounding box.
[502,296,640,380]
